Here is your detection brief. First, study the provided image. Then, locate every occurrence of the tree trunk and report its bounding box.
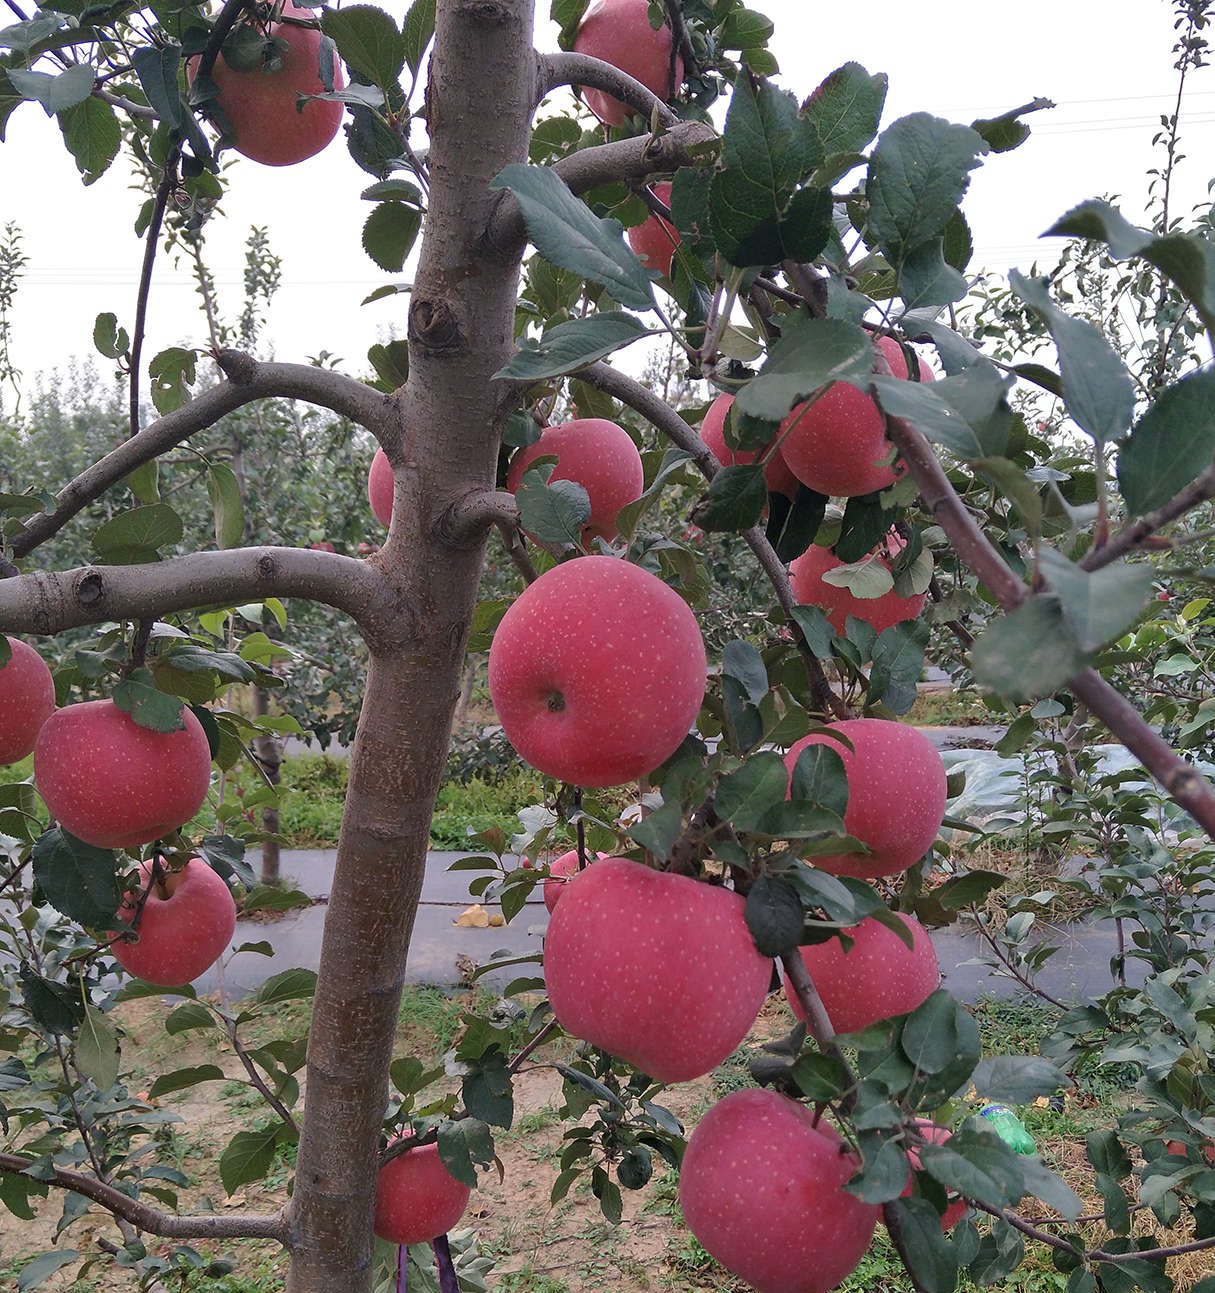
[282,3,536,1288]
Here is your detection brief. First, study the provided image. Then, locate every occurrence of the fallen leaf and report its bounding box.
[454,903,490,927]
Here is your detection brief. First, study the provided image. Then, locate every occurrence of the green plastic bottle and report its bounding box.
[979,1103,1037,1154]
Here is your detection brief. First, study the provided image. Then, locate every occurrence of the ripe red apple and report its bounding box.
[1166,1138,1215,1164]
[627,182,679,276]
[784,718,946,879]
[192,1,345,167]
[506,419,644,544]
[368,447,394,528]
[789,540,926,637]
[701,393,799,498]
[308,540,335,552]
[0,637,55,765]
[902,1120,968,1230]
[573,0,683,127]
[544,858,771,1082]
[34,700,213,849]
[784,912,939,1034]
[779,336,913,498]
[488,555,706,787]
[542,848,603,912]
[679,1088,879,1293]
[110,857,236,986]
[374,1141,472,1245]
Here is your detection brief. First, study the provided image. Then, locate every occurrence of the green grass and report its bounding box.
[902,688,995,727]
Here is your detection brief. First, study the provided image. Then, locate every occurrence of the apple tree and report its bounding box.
[2,1,1215,1292]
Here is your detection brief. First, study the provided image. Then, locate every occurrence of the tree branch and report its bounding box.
[779,950,837,1049]
[10,355,394,559]
[130,147,179,439]
[1082,460,1215,570]
[484,119,716,257]
[537,50,679,126]
[432,489,519,549]
[0,548,385,636]
[0,1154,288,1243]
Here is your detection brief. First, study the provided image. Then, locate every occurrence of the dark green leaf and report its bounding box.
[402,0,436,74]
[206,463,244,549]
[971,1056,1069,1104]
[717,754,789,832]
[255,969,318,1005]
[112,669,188,733]
[197,834,254,888]
[219,1125,280,1195]
[805,62,887,154]
[629,799,682,861]
[345,104,406,178]
[790,604,835,657]
[0,12,70,53]
[971,98,1053,153]
[494,311,650,381]
[744,875,803,956]
[886,1198,958,1293]
[790,742,848,817]
[57,95,121,184]
[242,884,313,913]
[1117,367,1215,515]
[17,1250,80,1291]
[368,338,409,391]
[766,485,828,563]
[790,1052,850,1100]
[1016,1153,1083,1219]
[722,639,768,704]
[132,44,183,128]
[75,1003,119,1091]
[32,828,120,927]
[869,618,928,714]
[970,597,1087,702]
[462,1053,514,1129]
[10,61,93,112]
[148,347,197,414]
[690,464,767,531]
[901,990,959,1073]
[491,164,654,311]
[873,363,1012,460]
[20,966,84,1034]
[931,870,1006,909]
[515,468,591,548]
[1036,548,1153,653]
[969,1218,1025,1284]
[1086,1129,1132,1180]
[165,1002,216,1035]
[362,201,421,272]
[321,4,405,89]
[148,1065,226,1098]
[849,1137,912,1203]
[436,1117,495,1189]
[920,1139,1016,1210]
[617,1145,652,1189]
[735,317,872,423]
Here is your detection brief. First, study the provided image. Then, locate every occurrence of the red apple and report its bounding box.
[506,419,644,545]
[110,857,236,986]
[0,637,55,765]
[679,1088,879,1293]
[902,1120,968,1230]
[1166,1138,1215,1164]
[542,848,602,912]
[34,699,213,849]
[784,718,946,879]
[783,912,939,1034]
[701,393,799,498]
[374,1141,472,1245]
[779,336,913,498]
[627,182,679,276]
[368,447,394,528]
[192,1,345,167]
[544,858,772,1082]
[789,539,926,638]
[573,0,683,127]
[488,555,706,787]
[308,540,335,552]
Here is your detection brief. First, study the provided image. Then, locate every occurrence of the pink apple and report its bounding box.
[544,858,772,1082]
[0,637,55,765]
[901,1120,968,1230]
[779,336,914,498]
[110,857,237,986]
[374,1141,472,1245]
[542,848,603,912]
[191,2,344,167]
[308,540,335,552]
[368,447,394,528]
[783,912,939,1034]
[679,1088,879,1293]
[488,555,706,787]
[506,419,644,544]
[701,393,799,498]
[34,700,213,849]
[784,718,946,879]
[573,0,683,128]
[789,539,926,637]
[627,182,679,276]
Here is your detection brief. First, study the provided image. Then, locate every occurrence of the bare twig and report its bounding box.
[223,1015,301,1136]
[1082,461,1215,571]
[129,148,179,439]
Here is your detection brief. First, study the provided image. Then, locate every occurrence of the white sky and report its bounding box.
[2,0,1213,405]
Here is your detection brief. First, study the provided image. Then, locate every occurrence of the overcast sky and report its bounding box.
[2,0,1213,407]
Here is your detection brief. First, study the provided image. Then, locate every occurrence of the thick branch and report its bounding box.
[0,549,385,636]
[484,119,716,257]
[432,489,519,548]
[1082,460,1215,570]
[537,50,679,126]
[11,356,394,559]
[0,1154,287,1242]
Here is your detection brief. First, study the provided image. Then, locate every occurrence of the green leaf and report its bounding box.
[148,1064,227,1097]
[970,596,1087,702]
[867,113,986,263]
[402,0,436,74]
[790,1052,850,1100]
[131,43,183,128]
[849,1136,911,1203]
[32,828,120,927]
[744,874,803,956]
[790,604,835,657]
[718,7,773,48]
[515,467,591,547]
[766,485,828,563]
[690,464,767,532]
[491,164,655,311]
[629,799,682,861]
[971,98,1052,153]
[971,1056,1069,1104]
[1009,271,1133,446]
[899,238,968,308]
[125,459,160,504]
[242,885,312,914]
[93,312,128,359]
[873,363,1012,460]
[885,1198,957,1293]
[92,502,184,564]
[919,1139,1017,1210]
[9,61,93,113]
[436,1117,494,1189]
[17,1251,80,1291]
[219,1125,281,1195]
[362,201,422,272]
[1117,367,1215,515]
[790,743,848,817]
[494,311,650,381]
[345,103,406,178]
[19,965,84,1034]
[462,1053,514,1129]
[869,618,928,714]
[165,1002,216,1035]
[1036,548,1153,653]
[57,94,120,184]
[254,969,318,1005]
[0,12,70,53]
[901,990,959,1073]
[805,62,887,154]
[735,317,872,423]
[75,1003,119,1091]
[368,338,409,391]
[722,639,768,704]
[931,870,1006,909]
[717,753,789,832]
[1016,1153,1083,1219]
[148,347,197,414]
[112,669,188,733]
[321,4,405,89]
[206,463,244,549]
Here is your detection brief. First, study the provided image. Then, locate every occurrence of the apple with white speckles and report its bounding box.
[506,419,644,545]
[789,539,926,638]
[368,447,394,527]
[0,636,55,765]
[374,1140,472,1245]
[784,912,939,1035]
[542,848,603,912]
[488,555,706,787]
[679,1088,879,1293]
[110,857,237,986]
[34,699,213,849]
[543,857,771,1082]
[572,0,683,128]
[701,392,799,498]
[784,719,946,879]
[627,182,679,276]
